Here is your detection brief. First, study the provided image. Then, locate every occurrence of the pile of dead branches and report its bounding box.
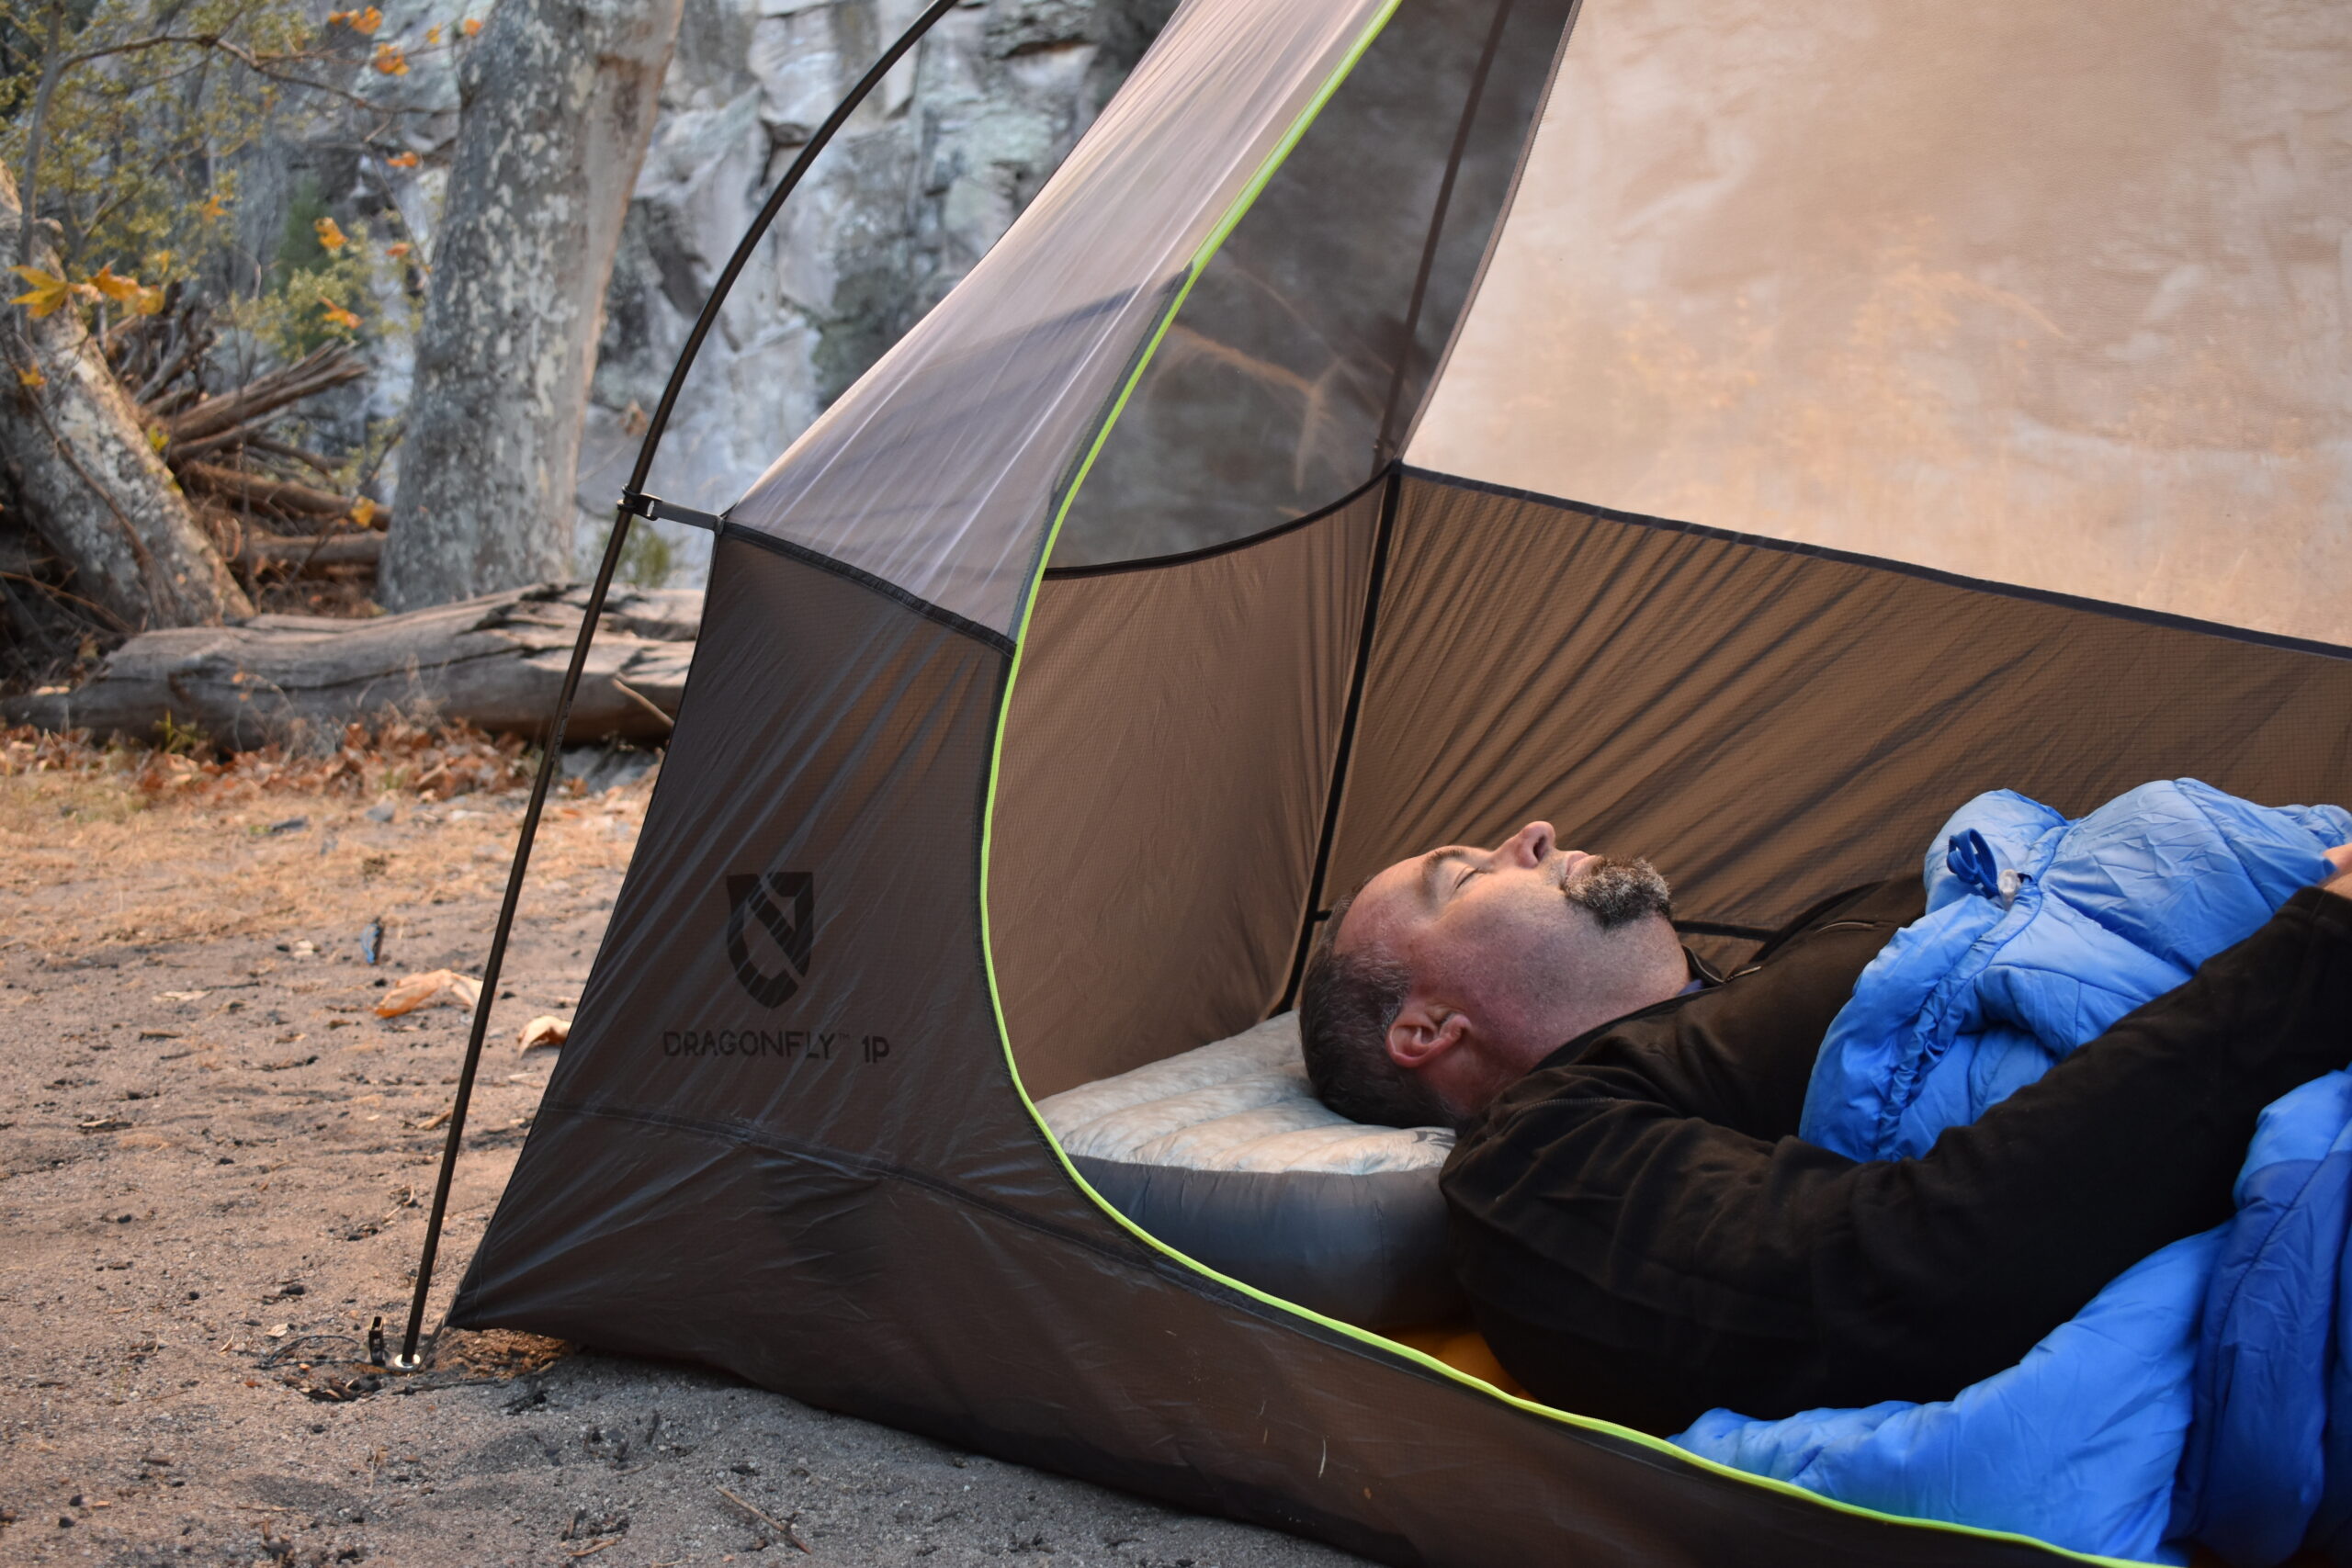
[106,295,379,573]
[1,293,386,689]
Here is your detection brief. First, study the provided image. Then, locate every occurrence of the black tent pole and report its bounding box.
[393,0,965,1371]
[1275,462,1402,1013]
[1371,0,1510,462]
[1271,1,1510,1013]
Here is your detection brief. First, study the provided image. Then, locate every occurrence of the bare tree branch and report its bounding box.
[162,343,364,446]
[51,31,406,115]
[242,434,341,477]
[179,458,352,518]
[17,0,67,268]
[0,566,133,632]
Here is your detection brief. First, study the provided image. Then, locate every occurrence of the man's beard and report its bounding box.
[1563,855,1673,929]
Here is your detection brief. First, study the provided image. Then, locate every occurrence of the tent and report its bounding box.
[444,0,2352,1562]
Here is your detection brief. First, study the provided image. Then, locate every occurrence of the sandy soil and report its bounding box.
[0,759,1365,1568]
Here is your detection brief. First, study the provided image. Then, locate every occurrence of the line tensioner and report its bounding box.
[617,489,724,533]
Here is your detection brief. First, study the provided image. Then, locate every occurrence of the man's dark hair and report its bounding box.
[1297,885,1459,1130]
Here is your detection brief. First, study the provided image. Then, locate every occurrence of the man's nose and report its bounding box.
[1499,821,1555,867]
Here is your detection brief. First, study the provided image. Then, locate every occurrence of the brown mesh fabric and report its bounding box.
[992,491,1381,1097]
[1412,0,2352,649]
[1327,473,2352,934]
[1046,0,1574,568]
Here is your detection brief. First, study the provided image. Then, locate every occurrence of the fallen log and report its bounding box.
[235,531,385,575]
[1,582,699,747]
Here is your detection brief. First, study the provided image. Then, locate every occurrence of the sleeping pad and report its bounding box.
[1671,780,2352,1566]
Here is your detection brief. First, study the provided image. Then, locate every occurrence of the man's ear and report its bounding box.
[1385,997,1470,1072]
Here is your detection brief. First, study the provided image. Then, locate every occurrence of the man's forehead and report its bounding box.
[1336,848,1458,952]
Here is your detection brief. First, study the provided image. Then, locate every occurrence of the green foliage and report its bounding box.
[214,177,398,356]
[0,0,313,274]
[0,0,446,355]
[152,707,213,758]
[330,407,403,492]
[616,521,678,589]
[277,180,336,271]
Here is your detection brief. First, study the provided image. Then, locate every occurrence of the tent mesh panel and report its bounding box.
[1046,0,1572,569]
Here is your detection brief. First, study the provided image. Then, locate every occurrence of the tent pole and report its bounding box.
[390,498,638,1370]
[392,0,966,1371]
[1272,0,1510,1009]
[621,0,965,495]
[1372,0,1513,461]
[1276,461,1403,1012]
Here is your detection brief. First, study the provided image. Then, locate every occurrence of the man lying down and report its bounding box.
[1299,779,2352,1553]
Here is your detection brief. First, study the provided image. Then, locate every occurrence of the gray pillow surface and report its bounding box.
[1036,1014,1464,1327]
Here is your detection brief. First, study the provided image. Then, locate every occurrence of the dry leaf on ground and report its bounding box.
[374,968,481,1018]
[515,1014,569,1052]
[1,719,536,807]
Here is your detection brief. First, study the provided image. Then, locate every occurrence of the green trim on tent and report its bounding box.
[971,13,2140,1566]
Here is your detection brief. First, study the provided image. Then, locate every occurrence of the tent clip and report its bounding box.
[619,489,723,533]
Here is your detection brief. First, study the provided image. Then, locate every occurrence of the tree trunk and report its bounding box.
[1,582,698,746]
[379,0,685,611]
[0,162,252,629]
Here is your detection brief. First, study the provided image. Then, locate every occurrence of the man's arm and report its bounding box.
[1443,877,2352,1435]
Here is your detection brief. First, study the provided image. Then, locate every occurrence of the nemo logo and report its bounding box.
[723,872,812,1007]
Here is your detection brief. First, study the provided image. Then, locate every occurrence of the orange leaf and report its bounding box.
[370,42,408,74]
[385,150,420,169]
[348,497,379,528]
[88,265,160,314]
[424,23,441,42]
[17,366,45,388]
[313,217,348,253]
[317,296,361,331]
[199,193,229,221]
[384,241,413,260]
[87,265,140,301]
[460,16,481,35]
[328,6,382,33]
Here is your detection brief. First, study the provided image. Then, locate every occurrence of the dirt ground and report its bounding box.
[0,749,1367,1568]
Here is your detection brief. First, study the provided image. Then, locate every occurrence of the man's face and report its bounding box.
[1333,822,1674,1107]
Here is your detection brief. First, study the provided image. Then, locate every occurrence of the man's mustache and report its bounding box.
[1562,855,1673,928]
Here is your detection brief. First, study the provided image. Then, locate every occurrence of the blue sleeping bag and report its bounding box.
[1671,781,2352,1566]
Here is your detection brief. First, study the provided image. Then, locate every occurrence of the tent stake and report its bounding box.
[391,0,967,1371]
